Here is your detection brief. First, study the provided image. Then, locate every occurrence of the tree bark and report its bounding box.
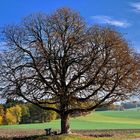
[60,113,70,134]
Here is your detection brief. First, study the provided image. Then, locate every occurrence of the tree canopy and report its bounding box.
[0,8,140,133]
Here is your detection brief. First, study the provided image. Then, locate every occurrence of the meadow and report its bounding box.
[1,110,140,139]
[0,110,140,130]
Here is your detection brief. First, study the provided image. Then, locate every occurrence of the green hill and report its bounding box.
[0,110,140,129]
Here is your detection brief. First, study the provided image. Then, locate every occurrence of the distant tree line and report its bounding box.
[96,101,140,111]
[121,101,140,109]
[0,99,57,125]
[95,104,117,111]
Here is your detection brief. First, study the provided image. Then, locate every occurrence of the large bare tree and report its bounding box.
[0,8,140,133]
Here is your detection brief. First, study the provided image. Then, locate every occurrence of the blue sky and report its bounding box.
[0,0,140,52]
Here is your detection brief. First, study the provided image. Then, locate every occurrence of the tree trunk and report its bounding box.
[60,113,70,134]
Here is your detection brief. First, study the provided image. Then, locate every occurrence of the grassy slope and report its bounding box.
[1,110,140,129]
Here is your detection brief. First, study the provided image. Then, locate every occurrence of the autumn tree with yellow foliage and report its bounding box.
[6,105,22,124]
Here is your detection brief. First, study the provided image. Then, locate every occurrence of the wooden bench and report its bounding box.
[44,128,57,135]
[44,128,52,135]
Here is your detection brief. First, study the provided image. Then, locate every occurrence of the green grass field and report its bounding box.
[1,110,140,130]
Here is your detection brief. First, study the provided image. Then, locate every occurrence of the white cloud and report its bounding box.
[91,16,131,28]
[130,2,140,12]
